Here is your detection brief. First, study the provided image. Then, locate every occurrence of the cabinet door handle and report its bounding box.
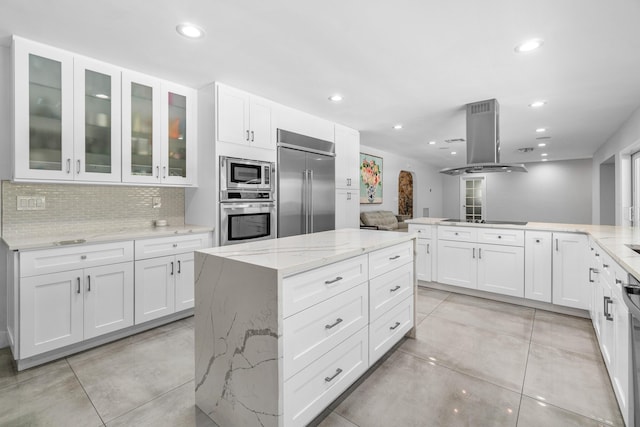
[555,239,559,251]
[250,130,254,142]
[535,239,540,243]
[347,192,351,201]
[347,178,351,186]
[455,232,459,236]
[595,252,600,257]
[390,285,401,292]
[177,260,181,274]
[389,321,401,330]
[66,158,71,174]
[77,277,81,294]
[76,160,81,174]
[173,243,178,248]
[603,263,609,268]
[589,267,595,283]
[171,261,174,275]
[604,296,614,321]
[616,278,622,284]
[389,255,401,260]
[325,276,343,285]
[246,130,250,141]
[87,275,91,291]
[498,235,502,239]
[324,368,343,382]
[162,166,166,179]
[473,248,476,259]
[156,166,160,178]
[325,318,343,329]
[427,243,430,254]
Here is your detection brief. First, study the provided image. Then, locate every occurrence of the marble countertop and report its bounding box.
[2,224,214,251]
[406,217,640,281]
[196,228,414,276]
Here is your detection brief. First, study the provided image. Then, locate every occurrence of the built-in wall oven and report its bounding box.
[219,157,276,246]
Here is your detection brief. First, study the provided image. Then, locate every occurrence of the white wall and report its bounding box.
[600,162,616,225]
[359,144,443,218]
[592,105,640,225]
[442,159,593,224]
[0,45,12,348]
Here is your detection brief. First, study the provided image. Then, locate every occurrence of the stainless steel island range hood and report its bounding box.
[440,99,527,175]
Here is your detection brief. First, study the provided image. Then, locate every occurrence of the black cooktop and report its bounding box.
[442,219,528,226]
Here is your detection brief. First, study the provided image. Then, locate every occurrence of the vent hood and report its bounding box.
[440,99,527,175]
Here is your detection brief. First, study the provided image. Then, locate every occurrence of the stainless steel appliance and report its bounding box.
[277,129,335,238]
[622,273,640,426]
[219,156,276,246]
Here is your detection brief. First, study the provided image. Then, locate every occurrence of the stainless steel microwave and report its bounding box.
[220,156,274,195]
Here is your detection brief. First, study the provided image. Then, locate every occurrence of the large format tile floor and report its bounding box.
[0,287,624,426]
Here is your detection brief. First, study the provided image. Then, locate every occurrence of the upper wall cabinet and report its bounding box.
[12,36,198,186]
[216,83,273,150]
[334,124,360,189]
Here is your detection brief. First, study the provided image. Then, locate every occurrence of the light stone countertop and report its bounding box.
[196,228,414,277]
[406,217,640,281]
[2,224,214,251]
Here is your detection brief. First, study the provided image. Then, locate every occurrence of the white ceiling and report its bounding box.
[1,0,640,168]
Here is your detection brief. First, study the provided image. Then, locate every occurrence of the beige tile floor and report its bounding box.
[0,287,624,427]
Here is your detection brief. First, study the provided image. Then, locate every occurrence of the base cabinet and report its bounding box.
[409,224,433,282]
[134,255,176,324]
[524,231,552,302]
[552,232,589,309]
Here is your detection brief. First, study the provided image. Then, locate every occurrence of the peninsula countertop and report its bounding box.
[406,217,640,281]
[196,228,414,277]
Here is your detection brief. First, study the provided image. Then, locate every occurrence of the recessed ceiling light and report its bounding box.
[95,93,110,99]
[538,142,547,147]
[515,38,544,53]
[176,23,205,39]
[328,94,343,102]
[393,124,403,130]
[541,158,548,162]
[535,128,546,133]
[428,141,436,145]
[529,101,546,108]
[541,153,548,157]
[451,151,457,155]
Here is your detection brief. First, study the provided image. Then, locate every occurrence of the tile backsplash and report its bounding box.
[1,181,184,239]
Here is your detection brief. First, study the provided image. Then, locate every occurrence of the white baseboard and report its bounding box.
[0,331,8,349]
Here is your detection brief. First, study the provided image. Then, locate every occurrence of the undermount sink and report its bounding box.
[626,244,640,255]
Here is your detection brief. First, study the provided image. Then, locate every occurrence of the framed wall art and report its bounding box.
[360,153,383,204]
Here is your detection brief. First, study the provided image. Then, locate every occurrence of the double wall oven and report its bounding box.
[219,156,276,246]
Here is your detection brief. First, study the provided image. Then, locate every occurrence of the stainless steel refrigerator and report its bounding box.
[277,129,335,238]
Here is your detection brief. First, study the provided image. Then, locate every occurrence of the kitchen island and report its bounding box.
[194,229,417,427]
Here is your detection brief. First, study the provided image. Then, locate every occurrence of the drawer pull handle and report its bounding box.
[171,261,174,276]
[81,255,87,260]
[603,263,609,268]
[87,275,91,292]
[325,368,343,383]
[173,243,178,248]
[325,318,343,329]
[390,285,401,292]
[455,232,459,236]
[77,277,81,294]
[325,276,343,285]
[535,239,540,243]
[427,243,430,254]
[177,260,181,274]
[390,321,401,330]
[498,235,502,239]
[389,255,401,260]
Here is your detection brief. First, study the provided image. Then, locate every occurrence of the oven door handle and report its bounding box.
[221,203,275,210]
[622,285,640,319]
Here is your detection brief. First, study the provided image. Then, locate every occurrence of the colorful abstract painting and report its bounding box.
[360,153,383,204]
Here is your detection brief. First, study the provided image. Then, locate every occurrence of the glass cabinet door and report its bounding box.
[121,71,161,184]
[161,82,196,185]
[74,57,121,182]
[13,37,74,180]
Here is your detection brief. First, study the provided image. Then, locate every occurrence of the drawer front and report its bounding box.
[370,262,414,321]
[408,224,432,238]
[283,255,368,318]
[284,327,368,427]
[134,233,211,260]
[368,241,414,279]
[369,295,414,365]
[20,241,134,277]
[283,283,368,380]
[477,228,524,246]
[438,226,477,242]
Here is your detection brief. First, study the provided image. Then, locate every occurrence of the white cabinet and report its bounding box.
[122,72,197,185]
[409,224,433,282]
[334,124,360,189]
[216,83,273,150]
[335,189,359,229]
[18,242,134,358]
[134,233,211,323]
[611,270,630,427]
[552,232,589,309]
[524,231,552,302]
[437,227,525,297]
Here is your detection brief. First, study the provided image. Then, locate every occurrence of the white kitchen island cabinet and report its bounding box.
[194,229,416,427]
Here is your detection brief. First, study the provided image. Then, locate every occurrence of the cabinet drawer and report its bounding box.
[408,224,432,238]
[134,232,211,260]
[283,255,368,318]
[20,241,134,277]
[477,228,524,246]
[370,262,414,321]
[438,226,477,242]
[284,327,368,427]
[368,241,413,279]
[369,295,414,365]
[283,283,368,380]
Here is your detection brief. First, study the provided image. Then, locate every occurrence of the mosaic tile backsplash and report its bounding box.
[1,181,185,239]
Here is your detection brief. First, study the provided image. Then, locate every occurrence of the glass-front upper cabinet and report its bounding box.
[13,36,74,180]
[161,82,197,186]
[73,57,122,182]
[121,71,161,184]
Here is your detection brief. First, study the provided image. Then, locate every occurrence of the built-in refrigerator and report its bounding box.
[277,129,335,238]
